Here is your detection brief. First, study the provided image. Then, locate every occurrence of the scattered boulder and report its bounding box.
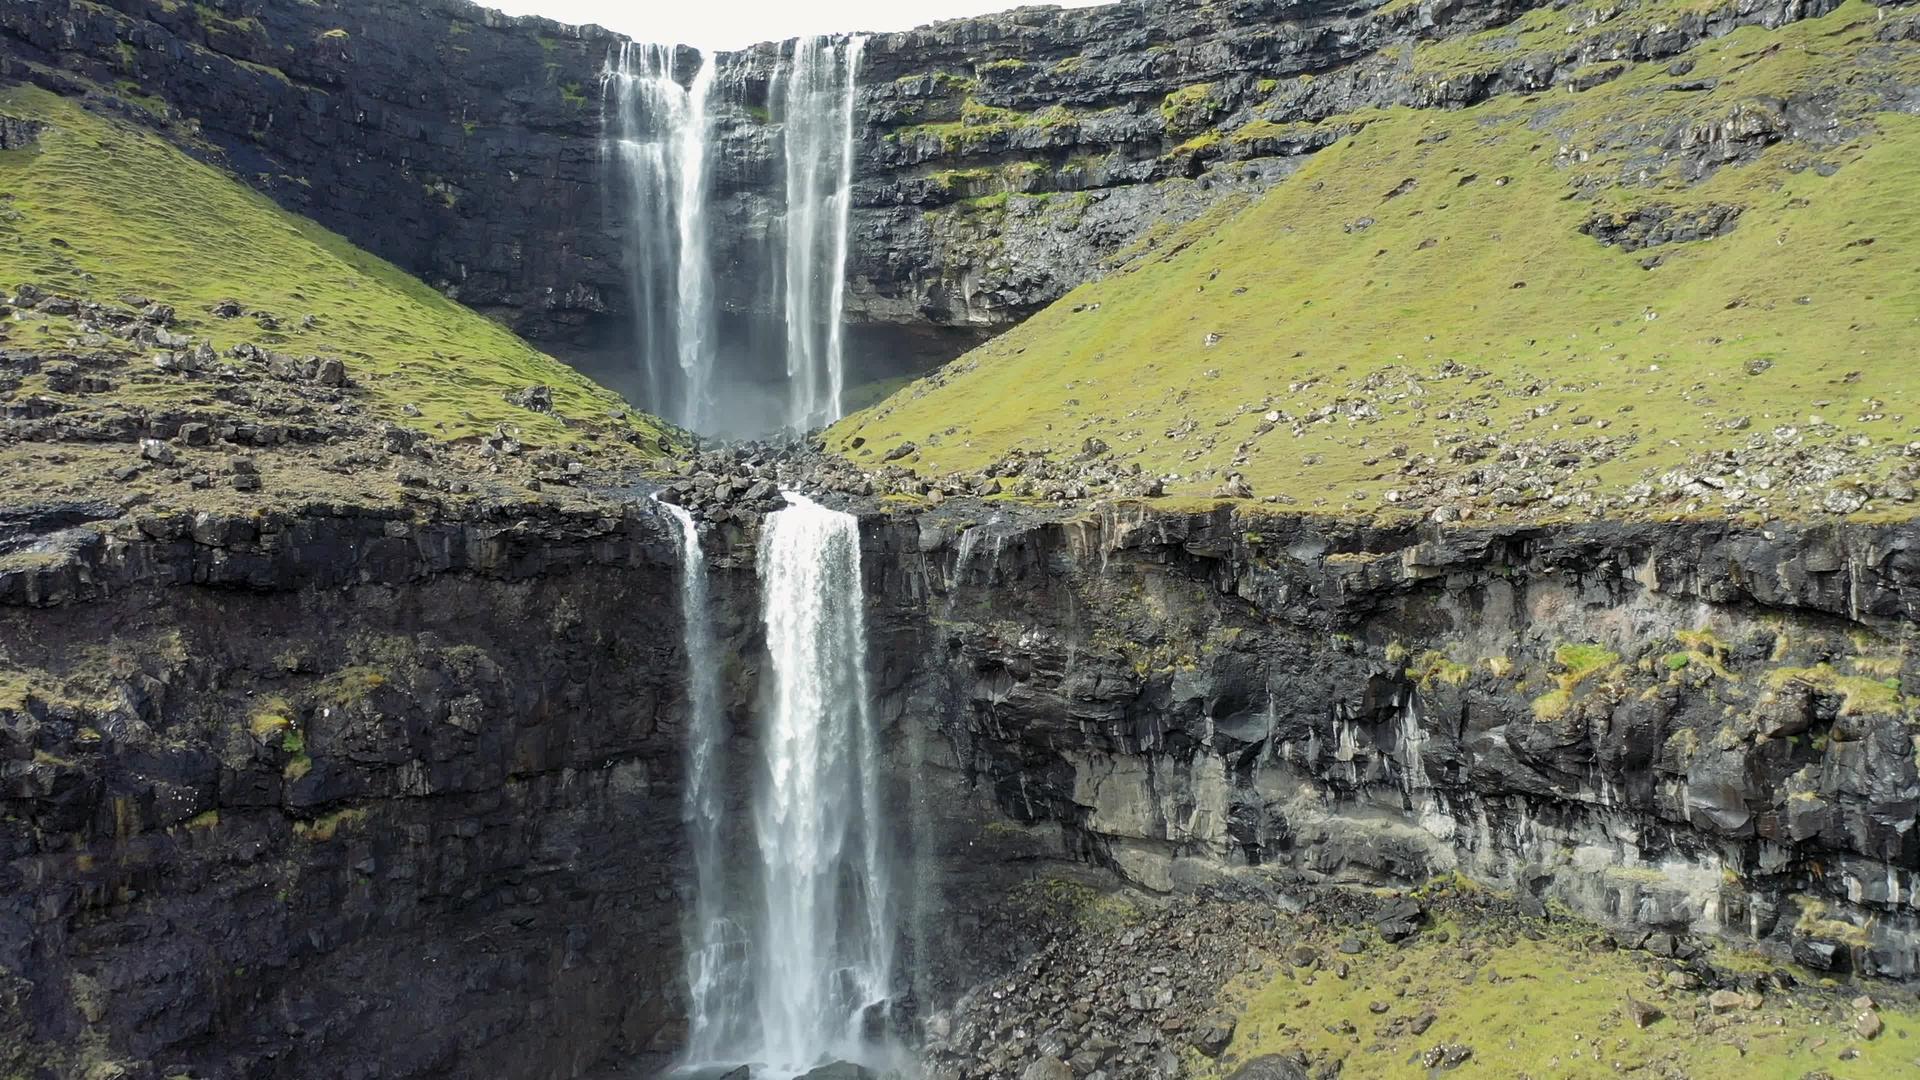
[1226,1055,1309,1080]
[1423,1043,1473,1069]
[507,384,554,413]
[1020,1057,1073,1080]
[1373,898,1424,942]
[1191,1013,1235,1057]
[0,115,43,150]
[1214,473,1254,499]
[796,1063,876,1080]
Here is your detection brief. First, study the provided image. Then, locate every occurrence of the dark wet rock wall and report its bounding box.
[863,506,1920,983]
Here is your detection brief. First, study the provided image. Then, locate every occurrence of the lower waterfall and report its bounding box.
[658,500,751,1066]
[663,493,900,1077]
[751,493,896,1075]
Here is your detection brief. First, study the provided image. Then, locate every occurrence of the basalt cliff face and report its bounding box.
[7,490,1919,1076]
[3,0,1854,393]
[867,506,1920,984]
[0,499,694,1078]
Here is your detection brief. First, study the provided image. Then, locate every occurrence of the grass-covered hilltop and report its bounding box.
[0,84,675,516]
[832,0,1920,521]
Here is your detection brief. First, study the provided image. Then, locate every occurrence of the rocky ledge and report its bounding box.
[853,497,1920,990]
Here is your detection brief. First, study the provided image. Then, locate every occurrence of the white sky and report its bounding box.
[481,0,1109,51]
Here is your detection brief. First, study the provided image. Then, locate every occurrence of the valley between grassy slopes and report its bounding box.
[831,2,1920,521]
[0,84,669,452]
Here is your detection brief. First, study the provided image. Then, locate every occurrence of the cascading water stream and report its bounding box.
[773,37,866,434]
[602,44,717,429]
[656,499,751,1066]
[603,34,864,436]
[751,493,895,1075]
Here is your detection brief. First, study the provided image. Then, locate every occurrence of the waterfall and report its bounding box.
[752,493,895,1074]
[602,44,717,429]
[657,499,751,1066]
[773,37,866,433]
[602,34,866,436]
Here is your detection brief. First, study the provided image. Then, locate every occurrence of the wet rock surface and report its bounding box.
[854,492,1920,989]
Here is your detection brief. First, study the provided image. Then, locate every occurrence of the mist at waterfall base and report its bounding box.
[659,495,907,1079]
[602,38,866,439]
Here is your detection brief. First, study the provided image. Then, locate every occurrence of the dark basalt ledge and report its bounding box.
[4,494,1919,1078]
[0,497,702,1079]
[856,502,1920,984]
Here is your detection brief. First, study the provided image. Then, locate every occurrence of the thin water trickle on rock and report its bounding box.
[658,499,753,1065]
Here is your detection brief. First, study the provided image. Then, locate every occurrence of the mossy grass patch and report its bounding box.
[1201,911,1920,1078]
[0,86,671,453]
[830,3,1920,519]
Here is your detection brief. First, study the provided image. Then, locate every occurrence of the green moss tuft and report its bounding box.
[1767,663,1906,716]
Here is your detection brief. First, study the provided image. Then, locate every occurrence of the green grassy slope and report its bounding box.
[0,85,668,451]
[831,2,1920,518]
[1201,909,1920,1079]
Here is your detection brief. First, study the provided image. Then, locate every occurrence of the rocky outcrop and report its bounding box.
[861,503,1920,981]
[8,471,1920,1075]
[0,497,698,1078]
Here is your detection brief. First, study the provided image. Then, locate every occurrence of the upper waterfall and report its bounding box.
[601,35,865,439]
[773,36,867,434]
[601,43,718,431]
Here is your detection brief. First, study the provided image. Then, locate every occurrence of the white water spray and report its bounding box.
[752,493,895,1074]
[773,37,866,433]
[602,44,717,429]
